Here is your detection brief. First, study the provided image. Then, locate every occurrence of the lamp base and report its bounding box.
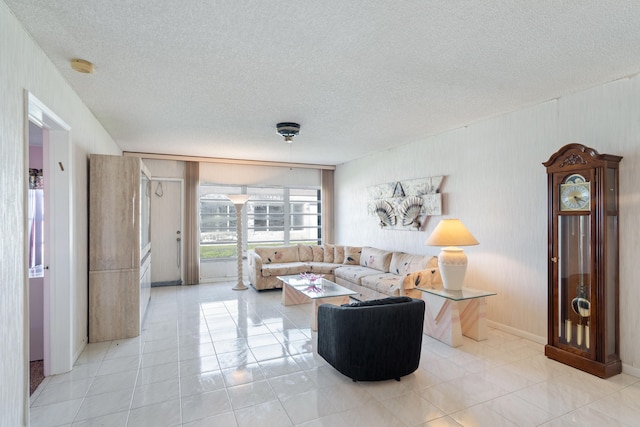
[438,247,468,291]
[233,280,249,291]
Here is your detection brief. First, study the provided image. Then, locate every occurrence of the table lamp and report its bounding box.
[425,218,479,291]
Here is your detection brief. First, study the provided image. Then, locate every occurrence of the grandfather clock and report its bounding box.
[543,143,622,378]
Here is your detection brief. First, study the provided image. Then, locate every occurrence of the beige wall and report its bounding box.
[1,2,121,424]
[335,76,640,375]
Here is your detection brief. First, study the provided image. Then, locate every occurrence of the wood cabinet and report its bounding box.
[542,144,622,378]
[89,154,151,342]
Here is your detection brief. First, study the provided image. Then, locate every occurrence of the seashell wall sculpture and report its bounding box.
[374,199,397,227]
[367,176,443,230]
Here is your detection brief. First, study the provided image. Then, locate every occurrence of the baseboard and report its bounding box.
[622,363,640,378]
[487,320,546,345]
[488,321,639,378]
[73,338,88,365]
[151,280,182,287]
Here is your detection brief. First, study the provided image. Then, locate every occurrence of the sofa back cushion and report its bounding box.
[323,244,335,263]
[389,252,433,275]
[311,245,324,262]
[254,246,300,264]
[334,245,345,264]
[360,247,393,272]
[343,246,362,265]
[297,245,314,262]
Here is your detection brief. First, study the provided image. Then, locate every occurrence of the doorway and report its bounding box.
[150,179,184,286]
[28,121,45,394]
[25,92,74,385]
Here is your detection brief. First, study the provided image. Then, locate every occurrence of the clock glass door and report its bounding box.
[557,214,592,354]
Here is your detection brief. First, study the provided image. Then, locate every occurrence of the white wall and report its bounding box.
[1,3,121,424]
[200,162,321,187]
[335,76,640,374]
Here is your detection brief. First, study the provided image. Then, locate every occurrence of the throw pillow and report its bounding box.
[334,245,345,264]
[343,246,362,265]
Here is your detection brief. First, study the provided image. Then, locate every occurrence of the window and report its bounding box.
[200,185,241,259]
[200,184,321,260]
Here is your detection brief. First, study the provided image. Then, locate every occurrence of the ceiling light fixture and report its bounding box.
[276,122,300,143]
[70,58,94,74]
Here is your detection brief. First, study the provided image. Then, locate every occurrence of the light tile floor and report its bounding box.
[30,282,640,426]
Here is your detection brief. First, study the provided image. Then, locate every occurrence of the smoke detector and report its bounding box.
[276,122,300,143]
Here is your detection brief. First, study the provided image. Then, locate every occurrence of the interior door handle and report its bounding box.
[176,231,181,268]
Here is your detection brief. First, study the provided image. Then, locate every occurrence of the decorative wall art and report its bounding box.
[367,176,443,230]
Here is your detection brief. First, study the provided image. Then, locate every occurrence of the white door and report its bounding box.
[150,179,183,286]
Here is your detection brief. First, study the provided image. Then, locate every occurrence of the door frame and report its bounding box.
[25,92,74,379]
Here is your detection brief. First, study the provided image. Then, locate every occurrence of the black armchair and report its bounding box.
[317,296,425,381]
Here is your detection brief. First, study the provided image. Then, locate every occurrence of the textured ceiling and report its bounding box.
[7,1,640,166]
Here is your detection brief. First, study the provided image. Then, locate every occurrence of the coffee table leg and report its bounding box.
[311,296,350,331]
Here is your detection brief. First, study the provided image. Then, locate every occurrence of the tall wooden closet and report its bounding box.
[89,154,152,342]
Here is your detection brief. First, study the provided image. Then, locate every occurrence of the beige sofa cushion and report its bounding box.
[323,244,335,263]
[334,245,345,264]
[343,246,362,265]
[334,265,380,285]
[311,245,324,262]
[305,262,341,275]
[260,262,308,277]
[361,273,403,296]
[297,245,314,262]
[389,252,432,275]
[255,246,300,264]
[360,247,392,272]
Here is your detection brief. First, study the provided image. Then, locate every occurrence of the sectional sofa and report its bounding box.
[247,244,441,300]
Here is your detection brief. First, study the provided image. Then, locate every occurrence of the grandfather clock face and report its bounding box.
[559,174,590,211]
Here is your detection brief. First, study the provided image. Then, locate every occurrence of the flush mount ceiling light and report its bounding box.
[70,58,94,74]
[276,122,300,143]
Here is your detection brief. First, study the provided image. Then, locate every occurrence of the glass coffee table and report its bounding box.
[278,275,357,331]
[417,286,496,347]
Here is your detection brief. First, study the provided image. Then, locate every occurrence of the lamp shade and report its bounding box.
[425,219,478,247]
[225,194,251,205]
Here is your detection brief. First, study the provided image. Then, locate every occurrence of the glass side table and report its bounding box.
[416,286,496,347]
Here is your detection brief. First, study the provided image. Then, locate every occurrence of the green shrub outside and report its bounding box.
[200,241,319,259]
